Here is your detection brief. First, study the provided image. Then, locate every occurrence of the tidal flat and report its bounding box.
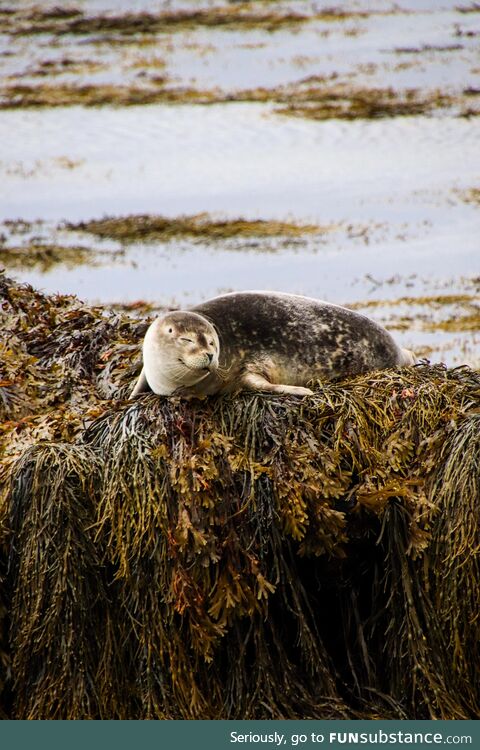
[0,0,479,367]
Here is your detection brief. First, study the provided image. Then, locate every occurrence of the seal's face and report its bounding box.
[144,311,220,392]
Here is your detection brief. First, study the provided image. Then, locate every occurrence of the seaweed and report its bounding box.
[457,186,480,205]
[274,86,462,121]
[0,83,221,109]
[0,243,118,272]
[24,57,104,78]
[8,444,112,719]
[456,3,480,12]
[66,213,321,243]
[2,8,310,38]
[0,273,479,718]
[2,78,477,119]
[0,5,389,41]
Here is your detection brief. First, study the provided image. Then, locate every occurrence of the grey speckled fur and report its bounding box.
[131,291,415,398]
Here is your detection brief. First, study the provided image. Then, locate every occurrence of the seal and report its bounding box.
[130,291,416,398]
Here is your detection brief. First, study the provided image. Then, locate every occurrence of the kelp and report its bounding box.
[2,80,478,119]
[67,214,321,243]
[0,272,143,547]
[3,7,310,37]
[8,444,110,719]
[0,243,119,273]
[0,272,479,718]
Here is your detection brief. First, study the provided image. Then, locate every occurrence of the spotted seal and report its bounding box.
[130,291,416,398]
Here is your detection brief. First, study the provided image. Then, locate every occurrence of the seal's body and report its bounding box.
[130,291,415,398]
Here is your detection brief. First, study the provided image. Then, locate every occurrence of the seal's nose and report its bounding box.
[207,352,213,363]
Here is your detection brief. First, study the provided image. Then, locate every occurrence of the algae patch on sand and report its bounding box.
[273,84,478,121]
[2,79,477,119]
[0,83,221,109]
[1,7,310,37]
[66,213,324,243]
[456,186,480,205]
[348,293,480,364]
[0,243,121,273]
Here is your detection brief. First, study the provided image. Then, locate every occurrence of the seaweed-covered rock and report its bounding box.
[1,272,479,719]
[0,273,145,508]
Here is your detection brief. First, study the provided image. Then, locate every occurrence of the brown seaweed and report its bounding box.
[66,213,322,243]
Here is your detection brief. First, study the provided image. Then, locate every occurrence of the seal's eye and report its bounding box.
[168,327,173,333]
[180,337,193,343]
[209,340,214,346]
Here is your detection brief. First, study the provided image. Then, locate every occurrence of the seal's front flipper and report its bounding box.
[239,371,313,397]
[130,367,152,398]
[400,348,417,366]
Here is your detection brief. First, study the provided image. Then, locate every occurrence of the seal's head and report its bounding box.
[143,310,220,395]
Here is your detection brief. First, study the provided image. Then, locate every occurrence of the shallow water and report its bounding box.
[1,0,479,366]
